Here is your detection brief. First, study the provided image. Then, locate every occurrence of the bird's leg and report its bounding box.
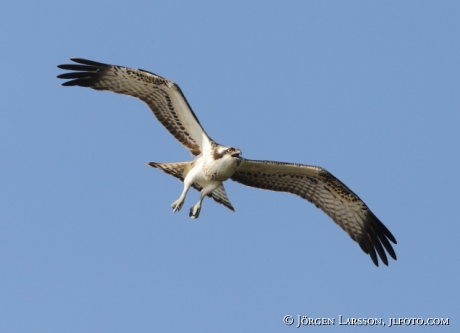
[171,181,192,213]
[189,183,220,219]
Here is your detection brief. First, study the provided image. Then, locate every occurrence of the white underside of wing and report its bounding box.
[166,85,212,151]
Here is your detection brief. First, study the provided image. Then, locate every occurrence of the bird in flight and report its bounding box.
[57,58,397,266]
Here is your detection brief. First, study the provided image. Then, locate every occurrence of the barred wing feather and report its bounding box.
[232,159,397,266]
[57,58,210,155]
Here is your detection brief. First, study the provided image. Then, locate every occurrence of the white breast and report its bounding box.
[203,155,238,181]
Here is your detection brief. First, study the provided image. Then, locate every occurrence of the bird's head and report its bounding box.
[213,145,242,160]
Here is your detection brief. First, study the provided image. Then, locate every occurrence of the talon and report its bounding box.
[189,205,201,219]
[171,199,184,213]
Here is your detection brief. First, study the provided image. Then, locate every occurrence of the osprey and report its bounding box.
[57,58,397,266]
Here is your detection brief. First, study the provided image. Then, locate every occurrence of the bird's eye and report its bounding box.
[227,148,234,153]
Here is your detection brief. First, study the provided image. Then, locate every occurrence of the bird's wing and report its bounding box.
[231,159,396,266]
[57,58,211,156]
[147,162,234,211]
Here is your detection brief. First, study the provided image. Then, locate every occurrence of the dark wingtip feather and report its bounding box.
[378,233,397,261]
[61,80,79,86]
[70,58,107,67]
[370,232,389,266]
[369,211,397,244]
[368,245,379,267]
[385,229,397,244]
[359,241,381,267]
[357,210,397,266]
[57,72,92,79]
[61,78,92,87]
[358,242,368,255]
[146,162,157,168]
[57,58,103,87]
[57,64,97,71]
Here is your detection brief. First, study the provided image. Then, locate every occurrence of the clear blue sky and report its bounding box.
[1,1,459,332]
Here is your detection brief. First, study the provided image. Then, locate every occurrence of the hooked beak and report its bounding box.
[231,150,242,158]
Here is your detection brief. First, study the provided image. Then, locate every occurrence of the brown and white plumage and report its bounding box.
[58,58,208,156]
[147,161,235,211]
[231,159,396,266]
[57,58,397,266]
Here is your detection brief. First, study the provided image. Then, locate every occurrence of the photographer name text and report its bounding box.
[283,315,449,328]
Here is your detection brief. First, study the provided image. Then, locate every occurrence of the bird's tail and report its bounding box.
[147,161,189,181]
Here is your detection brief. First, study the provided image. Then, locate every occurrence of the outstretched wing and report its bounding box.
[147,162,235,211]
[231,159,397,266]
[57,58,211,156]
